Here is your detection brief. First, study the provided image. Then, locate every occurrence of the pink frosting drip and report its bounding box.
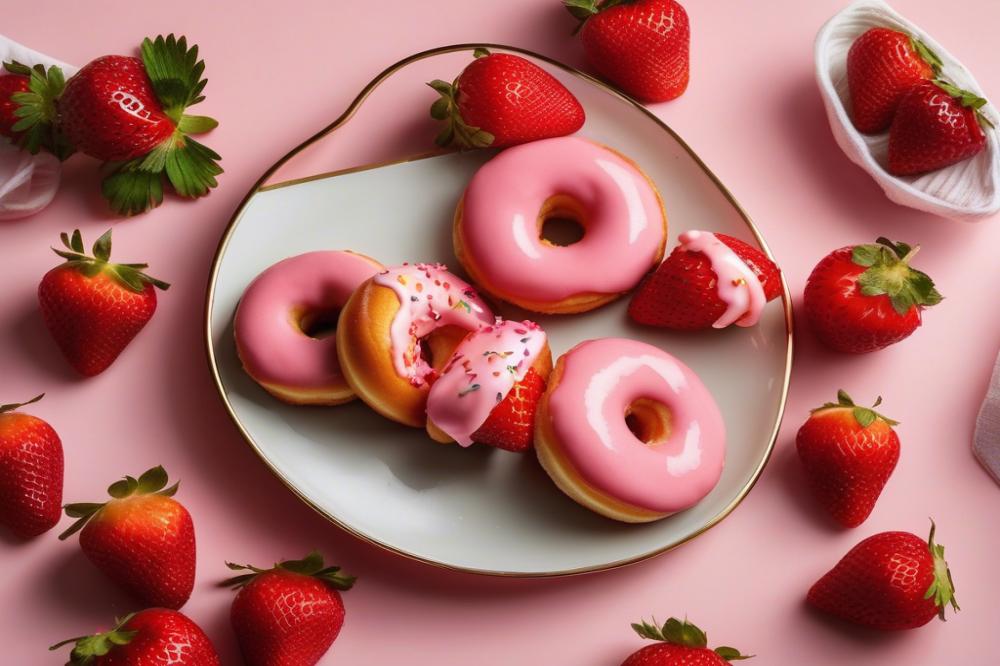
[372,263,493,387]
[461,136,665,301]
[677,230,766,328]
[234,250,380,389]
[547,338,725,514]
[426,319,547,447]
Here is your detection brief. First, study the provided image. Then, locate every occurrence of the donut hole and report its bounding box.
[625,398,673,446]
[538,195,586,247]
[296,306,341,339]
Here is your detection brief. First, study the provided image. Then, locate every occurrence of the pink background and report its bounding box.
[3,0,1000,663]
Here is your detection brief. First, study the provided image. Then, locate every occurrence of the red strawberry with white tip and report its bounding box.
[888,80,992,176]
[796,390,900,528]
[0,61,72,158]
[0,394,63,538]
[38,228,169,377]
[566,0,690,103]
[471,367,546,452]
[224,551,355,666]
[804,237,941,353]
[428,48,585,149]
[847,28,941,134]
[808,522,959,630]
[622,617,751,665]
[628,231,781,330]
[60,465,196,610]
[51,608,220,665]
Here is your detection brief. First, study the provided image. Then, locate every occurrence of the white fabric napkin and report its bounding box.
[975,353,1000,485]
[0,34,76,220]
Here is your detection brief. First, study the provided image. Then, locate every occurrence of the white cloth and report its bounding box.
[975,353,1000,486]
[0,34,76,220]
[814,0,1000,222]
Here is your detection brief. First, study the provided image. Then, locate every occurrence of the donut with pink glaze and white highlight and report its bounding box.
[454,136,667,314]
[535,337,725,523]
[234,250,384,405]
[336,263,494,427]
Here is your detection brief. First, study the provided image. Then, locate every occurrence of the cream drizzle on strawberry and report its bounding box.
[373,263,493,387]
[678,230,766,328]
[426,319,546,447]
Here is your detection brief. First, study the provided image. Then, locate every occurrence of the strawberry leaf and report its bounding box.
[49,229,169,293]
[101,165,165,216]
[140,34,210,123]
[137,465,168,493]
[425,76,495,150]
[221,551,356,591]
[2,60,74,159]
[850,238,942,316]
[924,520,959,620]
[715,646,754,661]
[0,393,43,414]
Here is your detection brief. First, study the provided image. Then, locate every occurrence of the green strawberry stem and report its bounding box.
[59,465,178,540]
[51,229,170,294]
[427,68,495,150]
[934,79,995,129]
[909,37,943,75]
[925,520,959,620]
[851,237,942,316]
[222,550,356,591]
[0,393,44,414]
[3,60,74,160]
[49,613,138,665]
[631,617,752,661]
[811,389,899,427]
[563,0,628,34]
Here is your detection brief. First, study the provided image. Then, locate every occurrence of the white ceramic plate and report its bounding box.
[205,45,792,576]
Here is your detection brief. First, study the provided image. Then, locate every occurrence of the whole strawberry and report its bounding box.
[808,522,958,630]
[622,617,751,665]
[428,48,585,149]
[38,228,169,377]
[60,465,195,610]
[628,231,782,330]
[0,61,72,158]
[888,80,991,176]
[566,0,690,103]
[797,390,900,528]
[804,237,941,354]
[471,367,545,452]
[0,394,63,538]
[51,608,220,665]
[847,28,940,134]
[224,551,355,666]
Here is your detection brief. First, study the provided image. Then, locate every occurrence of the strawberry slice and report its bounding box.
[471,367,545,452]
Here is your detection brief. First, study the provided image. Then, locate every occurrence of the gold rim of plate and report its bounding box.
[203,43,795,578]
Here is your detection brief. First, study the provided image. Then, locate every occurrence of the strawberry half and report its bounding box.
[0,394,63,539]
[796,390,900,528]
[628,232,781,330]
[0,61,73,158]
[622,617,751,665]
[38,228,169,377]
[808,522,959,630]
[566,0,690,103]
[470,367,546,452]
[428,48,585,149]
[60,465,196,610]
[847,28,941,134]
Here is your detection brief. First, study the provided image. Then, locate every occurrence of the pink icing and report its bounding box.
[234,250,380,389]
[547,338,725,514]
[426,319,547,447]
[461,136,665,302]
[677,230,766,328]
[372,263,493,387]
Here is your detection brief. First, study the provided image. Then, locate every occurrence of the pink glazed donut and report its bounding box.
[454,136,667,314]
[234,250,384,405]
[535,337,725,523]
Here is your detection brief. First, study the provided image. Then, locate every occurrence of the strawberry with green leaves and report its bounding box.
[0,62,73,158]
[797,391,900,528]
[38,229,169,377]
[428,48,584,149]
[0,394,63,539]
[60,465,196,610]
[224,551,355,666]
[471,367,546,452]
[808,522,959,630]
[804,238,941,354]
[622,617,751,665]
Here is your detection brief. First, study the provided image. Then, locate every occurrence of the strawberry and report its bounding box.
[59,465,196,610]
[622,617,751,665]
[470,367,545,452]
[847,28,941,134]
[804,237,941,354]
[0,394,63,538]
[628,232,781,330]
[566,0,690,103]
[0,61,72,158]
[51,608,220,665]
[224,551,355,666]
[807,522,959,630]
[0,73,30,138]
[796,390,900,528]
[428,48,584,149]
[888,80,992,176]
[38,228,169,377]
